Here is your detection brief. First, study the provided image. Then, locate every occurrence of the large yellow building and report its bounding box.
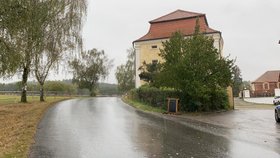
[133,10,233,108]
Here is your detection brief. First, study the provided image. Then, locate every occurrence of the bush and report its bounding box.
[44,81,77,94]
[209,88,229,110]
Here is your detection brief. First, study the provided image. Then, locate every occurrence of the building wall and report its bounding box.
[252,82,280,97]
[134,39,165,88]
[134,32,223,88]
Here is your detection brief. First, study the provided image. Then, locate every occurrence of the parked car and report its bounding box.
[275,105,280,123]
[273,96,280,105]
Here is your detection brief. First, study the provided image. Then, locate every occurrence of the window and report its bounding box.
[152,60,158,65]
[263,82,269,90]
[151,45,157,49]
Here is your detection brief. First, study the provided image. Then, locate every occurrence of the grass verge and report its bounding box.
[0,95,72,158]
[122,96,165,113]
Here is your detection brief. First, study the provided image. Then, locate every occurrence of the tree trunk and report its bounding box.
[89,85,96,97]
[40,84,45,102]
[21,67,29,103]
[90,91,96,97]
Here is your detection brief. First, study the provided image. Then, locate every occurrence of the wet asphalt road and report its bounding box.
[30,97,280,158]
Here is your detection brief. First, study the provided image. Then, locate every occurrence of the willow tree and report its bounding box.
[0,0,87,102]
[34,0,87,101]
[0,1,23,76]
[0,0,34,102]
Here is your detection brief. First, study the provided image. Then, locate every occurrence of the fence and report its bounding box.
[0,91,76,96]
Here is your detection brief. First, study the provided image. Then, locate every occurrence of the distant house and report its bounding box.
[133,9,224,88]
[251,71,280,97]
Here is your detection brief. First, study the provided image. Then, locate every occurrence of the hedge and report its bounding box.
[127,86,229,112]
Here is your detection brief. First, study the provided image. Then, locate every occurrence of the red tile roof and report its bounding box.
[149,10,204,23]
[253,71,280,83]
[134,10,220,43]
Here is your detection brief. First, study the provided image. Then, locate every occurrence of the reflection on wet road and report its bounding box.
[30,97,280,158]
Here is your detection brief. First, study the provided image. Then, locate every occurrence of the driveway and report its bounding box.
[167,98,280,156]
[30,97,280,158]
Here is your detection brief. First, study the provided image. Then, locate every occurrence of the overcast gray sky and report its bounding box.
[82,0,280,83]
[2,0,279,84]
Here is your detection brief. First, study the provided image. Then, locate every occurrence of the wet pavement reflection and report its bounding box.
[30,97,280,158]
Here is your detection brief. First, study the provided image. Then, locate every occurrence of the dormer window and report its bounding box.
[151,45,157,49]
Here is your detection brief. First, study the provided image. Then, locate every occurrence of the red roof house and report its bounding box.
[251,70,280,97]
[134,9,224,88]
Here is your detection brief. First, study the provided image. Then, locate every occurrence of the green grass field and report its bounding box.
[0,95,70,105]
[0,95,20,104]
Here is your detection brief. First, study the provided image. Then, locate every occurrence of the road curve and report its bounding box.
[30,97,280,158]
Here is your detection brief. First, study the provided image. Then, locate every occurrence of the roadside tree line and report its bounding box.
[0,0,113,102]
[0,81,120,96]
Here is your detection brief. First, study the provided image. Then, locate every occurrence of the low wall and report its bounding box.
[244,97,274,104]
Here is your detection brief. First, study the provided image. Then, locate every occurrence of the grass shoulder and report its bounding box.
[0,95,73,158]
[122,96,165,113]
